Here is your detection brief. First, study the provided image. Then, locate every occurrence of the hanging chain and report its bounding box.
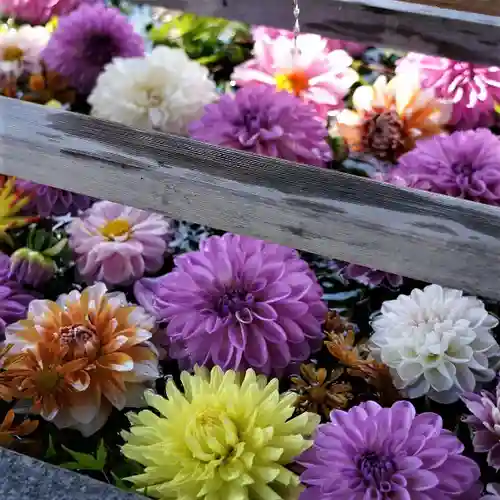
[292,0,301,62]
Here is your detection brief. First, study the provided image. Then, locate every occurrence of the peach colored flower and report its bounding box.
[0,409,38,447]
[335,72,452,162]
[5,282,159,436]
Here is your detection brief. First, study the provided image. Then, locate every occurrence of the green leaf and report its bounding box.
[59,462,83,471]
[110,472,134,492]
[61,442,106,471]
[45,435,57,460]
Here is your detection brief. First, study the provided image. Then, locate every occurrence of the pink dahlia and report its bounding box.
[298,400,481,499]
[397,53,500,130]
[134,233,327,376]
[232,33,358,119]
[251,25,367,58]
[189,85,332,166]
[0,0,101,25]
[461,384,500,470]
[67,201,172,286]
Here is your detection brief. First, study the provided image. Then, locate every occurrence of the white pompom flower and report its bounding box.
[88,46,217,135]
[370,284,500,404]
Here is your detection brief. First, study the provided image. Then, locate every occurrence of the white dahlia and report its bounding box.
[370,284,500,404]
[88,46,217,135]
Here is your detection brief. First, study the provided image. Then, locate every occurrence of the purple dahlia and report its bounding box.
[461,385,500,470]
[134,233,327,376]
[189,85,332,167]
[16,179,92,217]
[333,260,402,288]
[298,400,480,499]
[382,129,500,205]
[41,3,144,94]
[0,252,34,337]
[397,53,500,130]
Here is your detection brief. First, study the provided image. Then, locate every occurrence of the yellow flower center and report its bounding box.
[100,218,131,240]
[275,69,309,96]
[3,46,24,62]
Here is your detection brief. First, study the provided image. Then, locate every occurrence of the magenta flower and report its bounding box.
[41,3,144,94]
[251,25,367,58]
[68,201,172,286]
[0,252,34,337]
[189,86,332,166]
[298,400,480,499]
[232,33,358,119]
[333,260,402,288]
[0,0,101,25]
[134,233,327,376]
[397,53,500,130]
[461,385,500,470]
[381,129,500,205]
[16,179,93,217]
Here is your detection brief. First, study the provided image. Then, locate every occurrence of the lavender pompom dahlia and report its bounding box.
[16,179,92,217]
[189,85,332,167]
[383,129,500,205]
[462,385,500,469]
[0,252,34,336]
[41,3,144,94]
[298,400,480,499]
[134,233,327,376]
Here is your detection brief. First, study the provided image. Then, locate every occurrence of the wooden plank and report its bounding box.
[3,97,500,299]
[138,0,500,66]
[0,448,142,499]
[404,0,500,17]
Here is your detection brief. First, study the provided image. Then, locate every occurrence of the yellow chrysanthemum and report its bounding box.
[0,177,36,245]
[122,366,320,500]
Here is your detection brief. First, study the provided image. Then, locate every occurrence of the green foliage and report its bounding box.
[148,13,252,82]
[60,439,107,471]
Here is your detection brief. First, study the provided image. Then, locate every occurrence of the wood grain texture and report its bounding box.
[3,97,500,298]
[404,0,500,16]
[137,0,500,66]
[0,448,142,500]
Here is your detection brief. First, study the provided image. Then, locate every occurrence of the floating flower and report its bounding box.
[122,365,320,500]
[232,33,358,118]
[336,73,451,162]
[89,45,217,134]
[290,363,352,418]
[15,179,92,217]
[21,61,76,106]
[251,25,367,58]
[5,282,159,435]
[370,284,500,403]
[0,25,49,81]
[68,201,172,286]
[482,484,500,499]
[0,252,35,337]
[0,177,37,244]
[461,384,500,469]
[398,53,500,130]
[189,85,332,166]
[134,233,327,376]
[0,0,101,25]
[332,260,403,288]
[298,400,480,499]
[0,409,38,447]
[381,129,500,205]
[41,3,144,94]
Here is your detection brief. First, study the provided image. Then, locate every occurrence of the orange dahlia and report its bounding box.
[335,72,452,162]
[5,282,159,436]
[0,409,39,448]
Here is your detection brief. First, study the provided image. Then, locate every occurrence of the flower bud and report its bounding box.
[10,248,55,287]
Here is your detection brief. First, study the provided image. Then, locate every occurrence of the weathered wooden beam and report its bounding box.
[137,0,500,66]
[2,97,500,298]
[405,0,499,16]
[0,448,142,500]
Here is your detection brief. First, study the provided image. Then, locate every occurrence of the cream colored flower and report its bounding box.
[88,46,217,135]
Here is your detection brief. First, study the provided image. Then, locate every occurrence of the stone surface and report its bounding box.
[0,448,143,500]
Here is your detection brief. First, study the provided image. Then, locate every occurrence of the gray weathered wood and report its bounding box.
[0,448,142,500]
[2,96,500,298]
[138,0,500,66]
